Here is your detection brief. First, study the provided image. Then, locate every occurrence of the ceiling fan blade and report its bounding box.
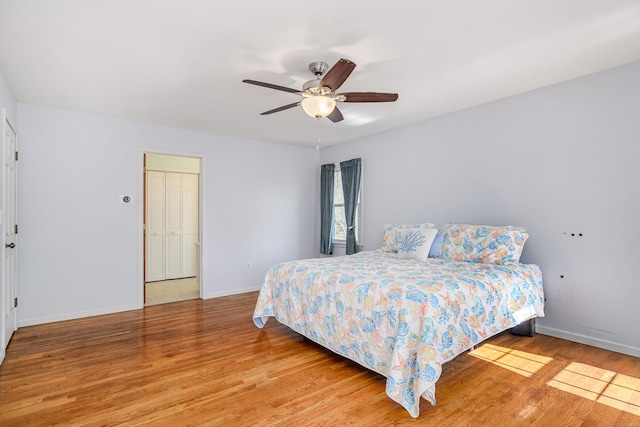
[319,58,356,91]
[339,92,399,103]
[260,102,300,115]
[243,79,300,94]
[327,107,344,123]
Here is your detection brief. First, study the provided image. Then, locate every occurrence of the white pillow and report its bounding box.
[380,223,437,252]
[397,228,439,262]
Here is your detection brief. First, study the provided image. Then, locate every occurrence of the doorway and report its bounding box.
[143,152,201,306]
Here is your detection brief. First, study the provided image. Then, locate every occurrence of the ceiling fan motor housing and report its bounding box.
[308,61,329,77]
[303,61,330,92]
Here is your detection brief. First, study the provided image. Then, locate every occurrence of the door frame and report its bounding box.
[138,148,204,308]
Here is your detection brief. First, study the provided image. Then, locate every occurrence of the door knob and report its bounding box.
[5,242,15,249]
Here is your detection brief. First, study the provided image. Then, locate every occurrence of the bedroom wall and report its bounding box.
[0,66,16,122]
[320,61,640,357]
[16,104,318,325]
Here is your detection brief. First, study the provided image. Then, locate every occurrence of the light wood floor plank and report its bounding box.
[1,292,638,426]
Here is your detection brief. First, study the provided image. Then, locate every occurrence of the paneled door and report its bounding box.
[146,171,166,282]
[3,111,18,351]
[146,171,198,282]
[182,174,199,277]
[165,173,183,280]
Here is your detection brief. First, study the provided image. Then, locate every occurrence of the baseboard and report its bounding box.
[17,303,141,328]
[203,285,262,300]
[536,325,640,358]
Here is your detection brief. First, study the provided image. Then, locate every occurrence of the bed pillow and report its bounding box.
[397,228,439,262]
[440,224,528,265]
[380,223,437,253]
[428,231,445,258]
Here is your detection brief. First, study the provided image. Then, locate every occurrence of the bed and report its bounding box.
[253,224,545,418]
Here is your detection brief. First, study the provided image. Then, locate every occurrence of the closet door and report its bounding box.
[146,171,166,282]
[165,172,183,280]
[182,174,199,277]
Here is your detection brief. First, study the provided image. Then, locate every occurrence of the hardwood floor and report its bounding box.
[1,292,638,426]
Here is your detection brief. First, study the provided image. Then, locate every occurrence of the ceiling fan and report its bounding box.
[242,58,398,123]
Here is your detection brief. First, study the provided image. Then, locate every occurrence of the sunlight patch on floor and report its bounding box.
[471,342,640,417]
[548,362,640,416]
[469,343,553,377]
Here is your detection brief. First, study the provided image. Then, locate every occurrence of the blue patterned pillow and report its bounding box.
[397,228,438,262]
[440,224,528,265]
[380,223,437,253]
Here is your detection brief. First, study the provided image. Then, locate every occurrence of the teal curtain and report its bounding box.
[340,158,362,255]
[320,163,335,254]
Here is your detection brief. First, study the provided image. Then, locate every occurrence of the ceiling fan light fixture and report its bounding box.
[301,95,336,118]
[243,58,398,122]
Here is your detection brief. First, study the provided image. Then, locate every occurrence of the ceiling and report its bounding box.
[1,1,640,148]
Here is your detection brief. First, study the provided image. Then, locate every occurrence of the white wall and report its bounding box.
[320,61,640,357]
[0,65,17,122]
[17,104,318,325]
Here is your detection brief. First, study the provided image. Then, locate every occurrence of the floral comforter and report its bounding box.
[253,250,545,418]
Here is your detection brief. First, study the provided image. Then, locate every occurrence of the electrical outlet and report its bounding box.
[246,262,252,269]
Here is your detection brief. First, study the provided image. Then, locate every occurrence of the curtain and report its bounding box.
[320,163,335,255]
[340,158,362,255]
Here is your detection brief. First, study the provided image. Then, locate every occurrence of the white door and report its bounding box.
[145,169,199,282]
[146,171,166,282]
[3,111,18,350]
[165,173,183,279]
[182,173,199,277]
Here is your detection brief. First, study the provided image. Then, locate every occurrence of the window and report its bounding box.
[333,166,361,243]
